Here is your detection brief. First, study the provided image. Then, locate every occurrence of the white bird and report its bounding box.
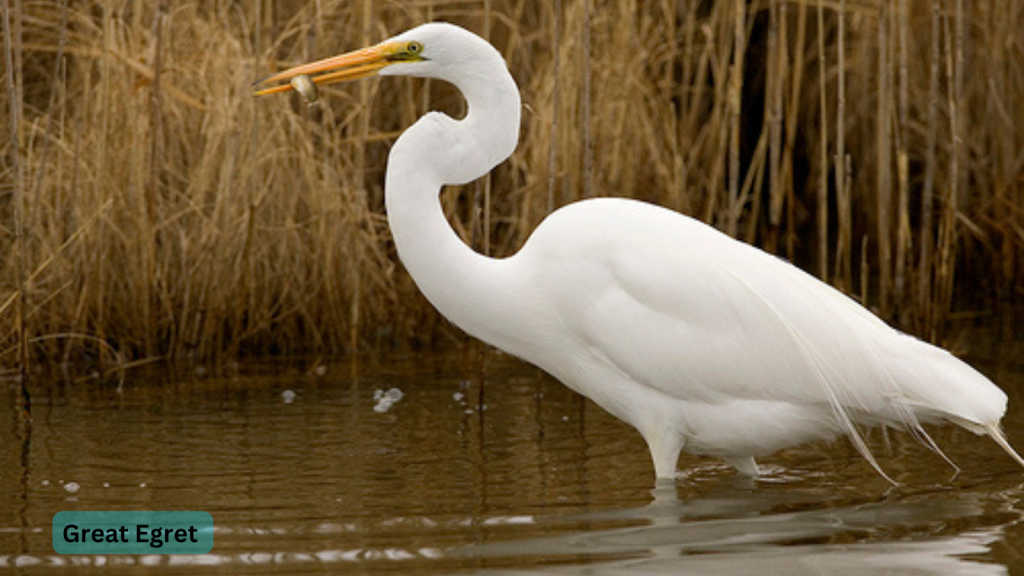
[256,23,1024,481]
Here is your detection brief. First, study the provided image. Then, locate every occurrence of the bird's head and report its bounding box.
[253,23,505,98]
[255,22,520,185]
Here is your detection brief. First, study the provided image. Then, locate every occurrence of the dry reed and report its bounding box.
[1,0,1022,371]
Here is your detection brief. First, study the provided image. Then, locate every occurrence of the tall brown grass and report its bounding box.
[1,0,1022,369]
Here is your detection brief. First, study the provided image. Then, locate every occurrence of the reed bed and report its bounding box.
[1,0,1022,369]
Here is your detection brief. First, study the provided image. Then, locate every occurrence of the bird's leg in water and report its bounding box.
[725,456,760,477]
[642,425,686,479]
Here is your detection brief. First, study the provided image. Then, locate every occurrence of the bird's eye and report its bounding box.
[406,41,423,55]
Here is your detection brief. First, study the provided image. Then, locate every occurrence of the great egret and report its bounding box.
[256,23,1024,480]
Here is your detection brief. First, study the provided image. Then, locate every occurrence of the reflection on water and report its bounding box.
[1,330,1023,575]
[460,482,1015,575]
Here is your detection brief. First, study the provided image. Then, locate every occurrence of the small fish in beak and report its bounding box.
[290,74,319,105]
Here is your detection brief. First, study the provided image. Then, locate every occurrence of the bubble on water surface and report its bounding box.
[373,388,404,413]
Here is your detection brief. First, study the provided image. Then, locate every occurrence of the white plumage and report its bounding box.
[257,22,1024,480]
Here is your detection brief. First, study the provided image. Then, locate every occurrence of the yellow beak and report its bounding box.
[253,42,401,96]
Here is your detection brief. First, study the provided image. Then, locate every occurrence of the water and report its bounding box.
[1,332,1023,575]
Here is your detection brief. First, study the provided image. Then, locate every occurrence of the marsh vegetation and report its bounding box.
[1,0,1021,368]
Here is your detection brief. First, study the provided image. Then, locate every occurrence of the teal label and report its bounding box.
[53,511,213,554]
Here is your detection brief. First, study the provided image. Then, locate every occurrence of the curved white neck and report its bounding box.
[384,54,533,355]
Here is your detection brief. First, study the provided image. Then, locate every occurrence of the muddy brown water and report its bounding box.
[2,329,1023,575]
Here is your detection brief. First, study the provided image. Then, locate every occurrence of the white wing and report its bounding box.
[519,198,1007,469]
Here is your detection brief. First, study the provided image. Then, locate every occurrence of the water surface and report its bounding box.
[2,331,1023,575]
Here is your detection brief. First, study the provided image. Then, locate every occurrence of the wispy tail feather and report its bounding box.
[984,423,1024,469]
[910,422,961,474]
